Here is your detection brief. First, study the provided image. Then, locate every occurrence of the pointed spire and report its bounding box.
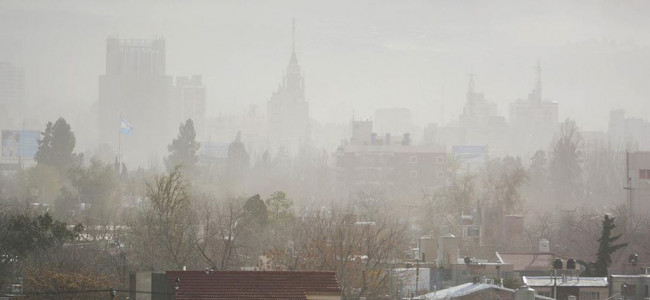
[289,18,298,66]
[292,18,296,54]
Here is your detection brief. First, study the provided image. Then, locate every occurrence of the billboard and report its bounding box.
[2,130,40,157]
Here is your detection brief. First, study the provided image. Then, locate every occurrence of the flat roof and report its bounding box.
[523,276,608,287]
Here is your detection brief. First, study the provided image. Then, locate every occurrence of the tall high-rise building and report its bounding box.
[509,61,559,155]
[173,75,206,141]
[97,38,173,165]
[267,20,310,154]
[0,62,24,129]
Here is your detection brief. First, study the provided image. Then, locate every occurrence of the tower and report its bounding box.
[508,60,559,155]
[97,38,173,166]
[266,20,310,154]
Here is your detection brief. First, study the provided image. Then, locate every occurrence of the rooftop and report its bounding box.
[495,252,560,271]
[414,282,554,300]
[523,276,608,287]
[166,270,341,300]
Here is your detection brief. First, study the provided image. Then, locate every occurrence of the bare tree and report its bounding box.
[195,197,253,270]
[129,167,196,271]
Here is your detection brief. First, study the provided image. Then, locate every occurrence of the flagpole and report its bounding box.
[118,112,121,168]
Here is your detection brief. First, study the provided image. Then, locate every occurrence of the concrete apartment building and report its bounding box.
[509,61,559,157]
[97,37,173,164]
[0,62,24,130]
[173,75,206,141]
[335,120,447,202]
[626,151,650,215]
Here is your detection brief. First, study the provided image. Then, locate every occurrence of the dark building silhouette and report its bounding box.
[509,61,559,155]
[97,37,173,165]
[0,62,24,129]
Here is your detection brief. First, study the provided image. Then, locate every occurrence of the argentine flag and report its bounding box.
[120,118,133,135]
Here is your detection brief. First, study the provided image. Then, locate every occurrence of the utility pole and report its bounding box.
[624,151,633,232]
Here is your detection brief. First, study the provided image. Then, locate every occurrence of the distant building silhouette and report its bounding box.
[97,37,173,164]
[374,108,413,137]
[436,74,508,157]
[267,20,310,154]
[608,109,650,150]
[509,61,559,155]
[336,120,447,202]
[0,62,24,129]
[173,75,206,141]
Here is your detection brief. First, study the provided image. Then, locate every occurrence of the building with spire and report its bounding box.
[266,20,310,154]
[434,74,509,157]
[509,61,559,155]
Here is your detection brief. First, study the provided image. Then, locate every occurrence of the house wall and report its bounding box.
[305,292,341,300]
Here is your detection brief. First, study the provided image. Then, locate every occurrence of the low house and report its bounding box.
[164,270,342,300]
[523,276,609,300]
[414,280,554,300]
[610,273,650,300]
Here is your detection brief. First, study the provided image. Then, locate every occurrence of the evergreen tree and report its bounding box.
[165,119,200,174]
[226,131,250,180]
[594,215,627,276]
[35,117,79,174]
[579,215,627,276]
[243,194,268,227]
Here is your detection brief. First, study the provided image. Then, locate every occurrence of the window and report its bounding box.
[437,171,444,179]
[538,292,552,298]
[410,156,418,164]
[410,170,418,178]
[580,291,600,300]
[640,169,650,179]
[437,156,444,164]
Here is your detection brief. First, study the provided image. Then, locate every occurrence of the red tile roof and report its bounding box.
[166,270,341,300]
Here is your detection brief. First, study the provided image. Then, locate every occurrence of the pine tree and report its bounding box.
[165,119,200,175]
[35,117,79,174]
[594,215,627,276]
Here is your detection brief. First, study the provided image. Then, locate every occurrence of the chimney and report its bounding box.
[514,286,536,300]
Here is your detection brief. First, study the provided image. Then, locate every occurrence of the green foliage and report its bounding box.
[265,191,294,232]
[23,164,62,204]
[68,158,119,215]
[0,212,82,287]
[165,119,200,175]
[35,117,81,174]
[243,194,268,227]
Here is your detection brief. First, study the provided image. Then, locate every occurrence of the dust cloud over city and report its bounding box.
[1,1,650,299]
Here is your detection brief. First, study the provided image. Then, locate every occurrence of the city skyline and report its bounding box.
[1,0,650,137]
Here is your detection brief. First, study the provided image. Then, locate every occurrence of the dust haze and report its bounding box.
[1,1,650,299]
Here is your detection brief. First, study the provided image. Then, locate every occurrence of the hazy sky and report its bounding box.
[1,0,649,133]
